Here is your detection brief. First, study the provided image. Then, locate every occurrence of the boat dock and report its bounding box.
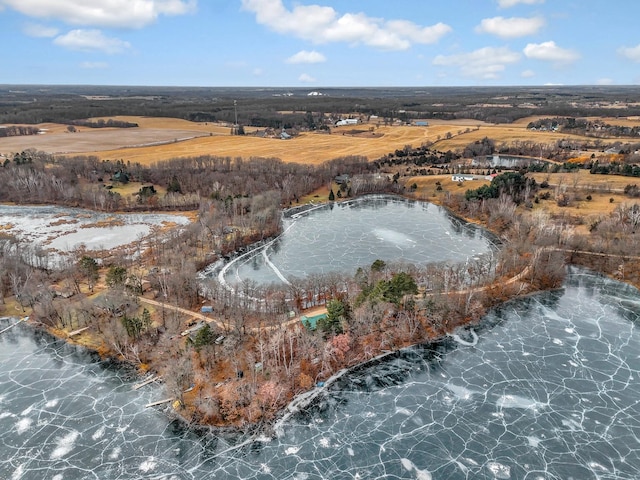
[0,316,28,336]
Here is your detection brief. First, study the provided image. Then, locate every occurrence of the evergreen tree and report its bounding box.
[193,323,214,351]
[106,265,127,289]
[167,175,182,194]
[79,256,99,292]
[318,299,350,335]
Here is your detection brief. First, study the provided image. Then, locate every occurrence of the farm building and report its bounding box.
[335,118,359,127]
[452,175,476,182]
[334,174,350,185]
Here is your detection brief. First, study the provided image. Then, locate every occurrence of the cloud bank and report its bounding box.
[0,0,196,28]
[241,0,451,51]
[476,16,544,38]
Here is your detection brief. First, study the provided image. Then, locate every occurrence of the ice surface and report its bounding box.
[220,195,496,287]
[2,268,640,479]
[0,204,189,254]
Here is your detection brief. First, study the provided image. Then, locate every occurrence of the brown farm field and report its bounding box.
[2,114,638,166]
[1,116,429,165]
[0,116,257,157]
[432,124,589,152]
[513,115,640,128]
[84,123,431,165]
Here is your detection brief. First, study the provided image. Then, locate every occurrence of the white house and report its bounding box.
[335,118,359,127]
[452,175,475,182]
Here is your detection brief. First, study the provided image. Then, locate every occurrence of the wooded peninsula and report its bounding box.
[2,85,640,429]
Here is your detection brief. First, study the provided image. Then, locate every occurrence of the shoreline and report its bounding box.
[5,192,573,433]
[18,192,524,433]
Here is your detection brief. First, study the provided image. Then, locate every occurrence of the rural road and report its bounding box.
[137,296,325,334]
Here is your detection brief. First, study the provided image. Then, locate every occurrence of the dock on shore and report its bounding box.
[133,375,158,390]
[145,398,174,408]
[0,316,28,336]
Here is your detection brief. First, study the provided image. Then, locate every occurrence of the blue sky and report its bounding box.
[1,0,639,87]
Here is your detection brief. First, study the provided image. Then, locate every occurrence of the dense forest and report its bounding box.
[4,85,640,127]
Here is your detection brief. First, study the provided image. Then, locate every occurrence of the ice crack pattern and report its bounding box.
[2,267,640,479]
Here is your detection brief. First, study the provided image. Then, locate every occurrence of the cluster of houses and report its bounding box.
[251,127,296,140]
[451,174,497,182]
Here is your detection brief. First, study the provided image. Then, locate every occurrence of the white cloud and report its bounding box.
[521,69,535,78]
[523,41,579,64]
[596,78,614,85]
[252,67,263,76]
[433,46,521,80]
[286,50,326,64]
[497,0,544,7]
[241,0,451,51]
[54,29,130,54]
[385,20,452,45]
[619,44,640,62]
[23,22,58,37]
[299,73,316,83]
[80,61,108,69]
[0,0,196,28]
[476,16,544,39]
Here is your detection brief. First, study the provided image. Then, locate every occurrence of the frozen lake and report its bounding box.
[2,268,640,479]
[0,204,190,253]
[221,195,497,287]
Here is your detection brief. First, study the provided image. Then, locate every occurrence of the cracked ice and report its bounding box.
[2,267,640,479]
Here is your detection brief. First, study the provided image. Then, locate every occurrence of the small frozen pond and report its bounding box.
[220,195,497,287]
[0,204,190,253]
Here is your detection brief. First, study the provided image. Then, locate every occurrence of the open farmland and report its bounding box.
[83,123,431,165]
[1,115,431,165]
[0,116,622,166]
[0,116,262,156]
[431,123,590,152]
[0,125,212,155]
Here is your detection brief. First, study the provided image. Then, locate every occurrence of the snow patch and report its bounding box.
[11,464,24,480]
[372,228,416,246]
[527,436,541,448]
[139,457,157,472]
[486,461,511,479]
[15,417,32,434]
[92,426,106,441]
[285,446,301,455]
[445,383,478,401]
[496,394,545,411]
[50,430,80,460]
[396,407,413,416]
[400,458,432,480]
[109,447,121,460]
